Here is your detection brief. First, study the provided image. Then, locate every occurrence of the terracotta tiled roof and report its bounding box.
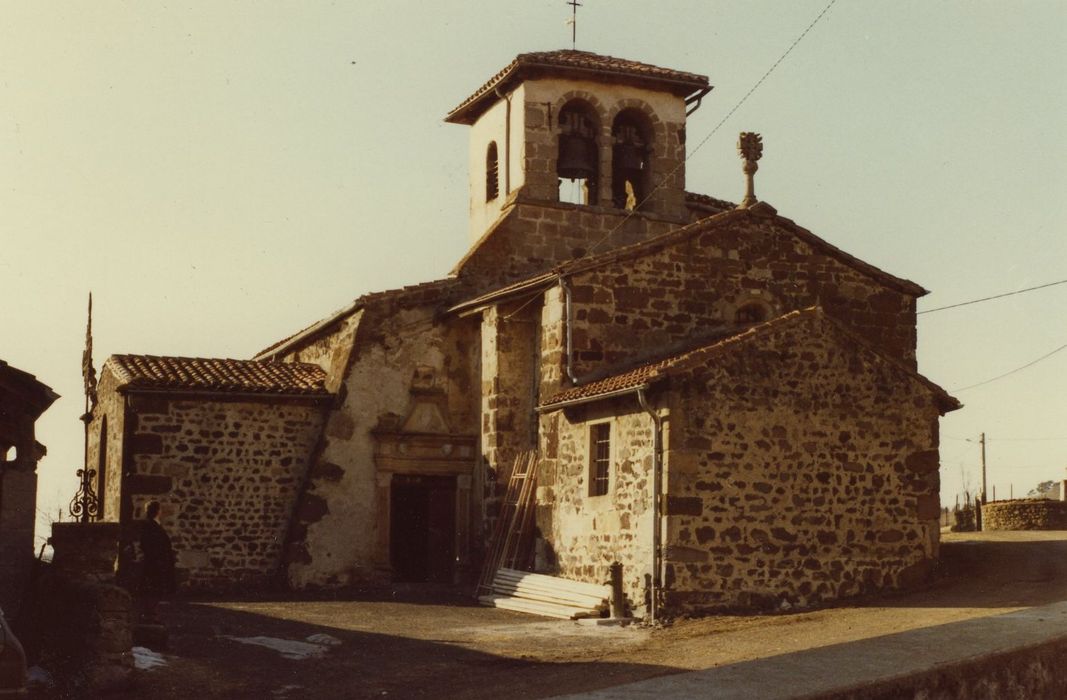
[255,278,461,360]
[447,271,557,316]
[567,201,928,296]
[685,191,735,215]
[106,355,330,396]
[448,199,927,315]
[446,50,710,124]
[0,358,59,416]
[541,308,960,412]
[541,323,763,408]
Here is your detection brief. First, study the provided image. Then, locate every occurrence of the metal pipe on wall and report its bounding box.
[558,276,579,385]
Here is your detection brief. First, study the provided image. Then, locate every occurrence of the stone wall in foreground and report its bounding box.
[124,394,325,591]
[982,500,1067,531]
[662,312,942,613]
[0,467,36,616]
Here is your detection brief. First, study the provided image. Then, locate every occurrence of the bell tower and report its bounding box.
[445,50,711,244]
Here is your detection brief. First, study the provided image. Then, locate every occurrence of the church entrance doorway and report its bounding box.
[390,474,456,583]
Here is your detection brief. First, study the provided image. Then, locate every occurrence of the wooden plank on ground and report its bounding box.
[494,569,611,598]
[480,568,610,620]
[478,595,598,620]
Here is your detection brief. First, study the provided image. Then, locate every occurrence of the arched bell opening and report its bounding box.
[557,100,599,205]
[611,109,653,211]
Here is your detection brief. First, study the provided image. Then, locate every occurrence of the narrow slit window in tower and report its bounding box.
[486,142,499,201]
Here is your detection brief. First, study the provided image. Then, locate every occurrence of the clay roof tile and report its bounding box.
[106,355,330,396]
[541,308,959,413]
[446,50,709,124]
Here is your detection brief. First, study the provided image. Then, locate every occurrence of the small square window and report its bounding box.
[589,423,611,497]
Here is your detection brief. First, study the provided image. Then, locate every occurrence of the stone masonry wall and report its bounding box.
[283,291,481,589]
[124,394,324,591]
[481,300,540,520]
[982,500,1067,530]
[87,367,126,522]
[565,208,919,377]
[285,311,362,394]
[0,467,36,615]
[457,77,695,290]
[662,313,942,613]
[537,399,657,617]
[33,523,132,694]
[0,398,43,615]
[519,78,689,219]
[456,199,684,292]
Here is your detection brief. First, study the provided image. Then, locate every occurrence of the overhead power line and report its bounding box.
[584,0,839,257]
[952,340,1067,392]
[988,436,1067,442]
[918,278,1067,316]
[947,433,1067,442]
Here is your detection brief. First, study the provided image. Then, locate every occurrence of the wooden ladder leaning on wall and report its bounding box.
[476,450,538,596]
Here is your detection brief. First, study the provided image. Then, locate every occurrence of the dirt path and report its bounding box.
[91,531,1067,699]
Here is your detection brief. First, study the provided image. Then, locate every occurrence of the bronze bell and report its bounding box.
[613,142,646,173]
[558,134,597,180]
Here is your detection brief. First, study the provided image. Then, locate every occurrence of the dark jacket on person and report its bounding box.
[140,518,176,595]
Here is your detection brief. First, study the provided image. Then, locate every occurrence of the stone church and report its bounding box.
[89,50,959,615]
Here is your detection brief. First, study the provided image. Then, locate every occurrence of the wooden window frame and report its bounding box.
[589,422,611,497]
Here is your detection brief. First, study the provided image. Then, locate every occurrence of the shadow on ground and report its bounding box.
[36,533,1067,699]
[875,536,1067,609]
[105,598,676,700]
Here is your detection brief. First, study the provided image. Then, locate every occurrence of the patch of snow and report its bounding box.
[305,633,342,646]
[272,684,304,697]
[222,635,331,660]
[132,646,168,670]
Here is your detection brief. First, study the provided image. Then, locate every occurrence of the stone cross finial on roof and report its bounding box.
[737,132,763,209]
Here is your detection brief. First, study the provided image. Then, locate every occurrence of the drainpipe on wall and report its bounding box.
[636,387,663,625]
[557,276,579,385]
[494,87,512,196]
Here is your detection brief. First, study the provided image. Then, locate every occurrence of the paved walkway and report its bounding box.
[558,600,1067,699]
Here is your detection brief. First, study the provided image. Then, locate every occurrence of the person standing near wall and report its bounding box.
[139,501,175,624]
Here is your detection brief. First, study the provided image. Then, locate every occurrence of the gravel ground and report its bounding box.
[43,531,1067,699]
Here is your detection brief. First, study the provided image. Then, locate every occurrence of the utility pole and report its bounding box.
[980,432,987,502]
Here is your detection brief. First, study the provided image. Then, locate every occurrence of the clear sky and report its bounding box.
[2,1,1065,543]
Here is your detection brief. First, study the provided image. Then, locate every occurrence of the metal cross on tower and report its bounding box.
[566,0,582,50]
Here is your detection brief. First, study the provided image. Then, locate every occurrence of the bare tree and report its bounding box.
[959,461,974,506]
[1028,480,1056,499]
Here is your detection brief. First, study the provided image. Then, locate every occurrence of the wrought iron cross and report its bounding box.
[567,0,582,50]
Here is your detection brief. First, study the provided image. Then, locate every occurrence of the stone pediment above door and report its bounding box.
[372,366,476,475]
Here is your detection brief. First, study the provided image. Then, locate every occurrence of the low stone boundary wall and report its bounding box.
[822,635,1067,699]
[982,499,1067,531]
[18,522,133,694]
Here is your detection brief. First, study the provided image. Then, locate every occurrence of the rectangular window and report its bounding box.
[589,423,611,497]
